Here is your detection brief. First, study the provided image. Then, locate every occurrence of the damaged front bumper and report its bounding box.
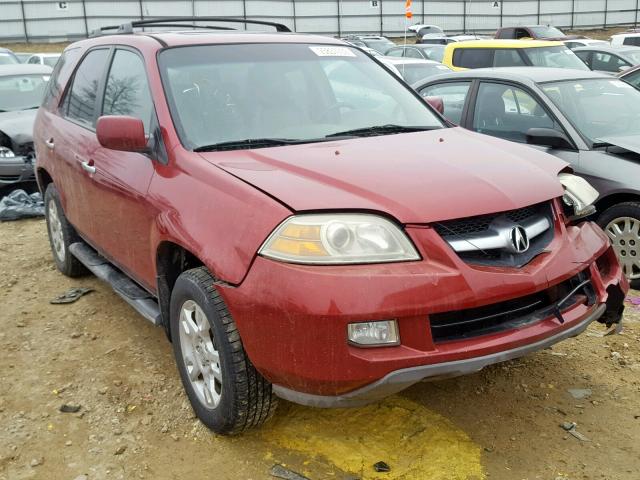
[0,155,36,184]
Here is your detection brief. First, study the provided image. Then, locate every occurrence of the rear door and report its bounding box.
[86,47,160,289]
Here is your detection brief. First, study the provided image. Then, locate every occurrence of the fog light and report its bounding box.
[347,320,399,346]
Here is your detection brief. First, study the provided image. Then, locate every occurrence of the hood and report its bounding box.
[0,109,37,146]
[597,135,640,156]
[199,128,567,223]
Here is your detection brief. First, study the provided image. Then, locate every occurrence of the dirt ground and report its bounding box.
[0,216,639,480]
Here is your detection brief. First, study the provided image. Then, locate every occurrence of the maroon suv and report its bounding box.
[34,18,627,435]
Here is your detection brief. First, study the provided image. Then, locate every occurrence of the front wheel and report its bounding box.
[169,267,278,435]
[597,202,640,289]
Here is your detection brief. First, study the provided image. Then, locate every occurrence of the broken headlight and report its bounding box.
[558,173,598,221]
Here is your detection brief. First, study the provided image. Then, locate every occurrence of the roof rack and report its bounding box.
[89,16,291,37]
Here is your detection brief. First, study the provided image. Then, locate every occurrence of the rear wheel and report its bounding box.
[44,184,87,277]
[597,202,640,289]
[170,267,277,435]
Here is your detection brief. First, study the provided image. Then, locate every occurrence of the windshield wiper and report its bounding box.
[194,138,309,152]
[325,124,440,138]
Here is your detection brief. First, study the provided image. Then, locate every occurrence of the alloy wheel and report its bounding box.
[605,216,640,280]
[178,300,223,408]
[48,200,65,262]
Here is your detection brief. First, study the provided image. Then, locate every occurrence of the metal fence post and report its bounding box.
[242,0,247,19]
[139,0,144,20]
[379,0,383,36]
[20,0,28,42]
[500,0,504,27]
[336,0,340,37]
[537,0,541,24]
[82,0,89,38]
[636,0,639,27]
[604,0,608,28]
[292,0,297,33]
[462,0,466,34]
[422,0,425,23]
[571,0,575,29]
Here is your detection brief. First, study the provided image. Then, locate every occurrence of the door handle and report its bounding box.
[45,138,55,149]
[80,161,96,174]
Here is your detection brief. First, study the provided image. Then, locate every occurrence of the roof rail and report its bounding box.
[89,16,292,37]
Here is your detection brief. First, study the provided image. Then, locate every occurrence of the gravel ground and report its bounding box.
[0,217,639,480]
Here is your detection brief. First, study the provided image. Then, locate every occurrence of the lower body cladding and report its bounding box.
[220,220,628,408]
[0,157,35,184]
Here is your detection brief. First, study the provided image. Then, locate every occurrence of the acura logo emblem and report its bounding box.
[510,226,530,253]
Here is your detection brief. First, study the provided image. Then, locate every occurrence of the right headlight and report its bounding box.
[259,213,420,265]
[558,173,599,220]
[0,146,16,158]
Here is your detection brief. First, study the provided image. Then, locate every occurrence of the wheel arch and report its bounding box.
[595,192,640,218]
[36,167,54,195]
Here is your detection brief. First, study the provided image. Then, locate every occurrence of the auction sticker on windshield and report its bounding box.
[309,46,356,57]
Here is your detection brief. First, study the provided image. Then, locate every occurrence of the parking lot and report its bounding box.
[0,218,638,480]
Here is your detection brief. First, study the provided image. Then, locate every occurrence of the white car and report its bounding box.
[610,32,640,47]
[26,53,61,68]
[407,24,444,37]
[379,57,452,84]
[563,39,608,50]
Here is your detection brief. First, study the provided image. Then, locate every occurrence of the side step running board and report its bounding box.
[69,242,161,326]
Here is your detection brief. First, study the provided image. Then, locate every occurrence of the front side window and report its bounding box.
[158,44,443,150]
[542,78,640,143]
[419,81,471,124]
[64,49,109,127]
[574,50,591,67]
[522,46,589,70]
[102,49,154,133]
[472,82,556,143]
[0,73,50,112]
[452,48,493,69]
[592,52,630,72]
[42,47,82,110]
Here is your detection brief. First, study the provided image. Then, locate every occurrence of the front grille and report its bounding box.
[433,203,541,238]
[429,271,595,343]
[433,202,554,268]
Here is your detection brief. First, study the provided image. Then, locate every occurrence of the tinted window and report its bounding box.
[28,56,40,64]
[452,48,493,69]
[472,82,555,143]
[496,28,514,39]
[623,37,640,46]
[592,52,630,72]
[622,70,640,89]
[564,42,579,50]
[574,50,591,67]
[65,49,109,126]
[419,81,471,124]
[102,49,153,133]
[42,47,82,110]
[494,49,526,67]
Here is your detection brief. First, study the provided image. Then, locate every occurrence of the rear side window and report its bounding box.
[453,48,493,69]
[102,49,154,134]
[592,52,629,72]
[64,49,109,127]
[623,37,640,46]
[42,47,82,110]
[419,81,471,124]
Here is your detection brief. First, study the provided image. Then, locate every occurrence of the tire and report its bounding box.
[44,183,87,277]
[597,201,640,289]
[169,267,278,435]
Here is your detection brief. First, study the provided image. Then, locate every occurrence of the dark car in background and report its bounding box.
[0,64,52,185]
[495,25,583,41]
[385,44,446,62]
[0,48,20,65]
[574,45,640,73]
[415,67,640,286]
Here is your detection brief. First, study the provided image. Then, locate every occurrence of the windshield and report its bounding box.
[418,45,445,62]
[541,78,640,143]
[0,73,49,111]
[0,53,18,65]
[529,26,565,38]
[158,44,444,150]
[624,50,640,64]
[522,46,589,70]
[395,63,451,84]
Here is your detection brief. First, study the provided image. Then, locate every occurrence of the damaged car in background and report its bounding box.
[0,64,52,185]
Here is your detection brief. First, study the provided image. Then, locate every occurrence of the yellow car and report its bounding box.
[442,40,590,71]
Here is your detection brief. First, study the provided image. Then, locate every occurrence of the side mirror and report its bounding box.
[424,96,445,114]
[526,127,573,149]
[96,115,148,152]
